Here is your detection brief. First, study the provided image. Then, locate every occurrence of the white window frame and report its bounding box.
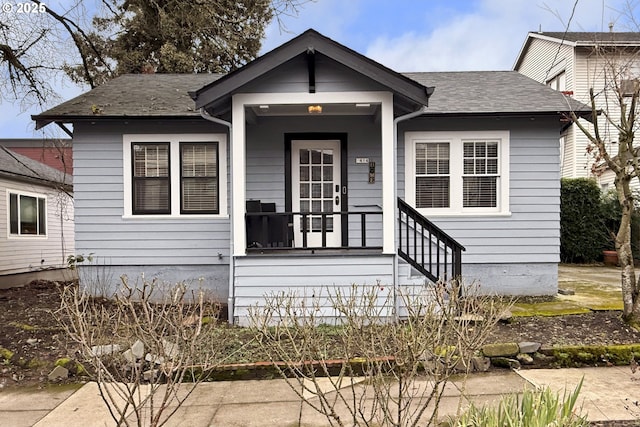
[405,131,510,216]
[6,189,48,239]
[123,134,228,218]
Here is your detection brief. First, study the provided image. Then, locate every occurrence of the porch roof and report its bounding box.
[189,29,434,117]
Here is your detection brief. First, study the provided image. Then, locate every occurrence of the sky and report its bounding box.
[1,0,637,138]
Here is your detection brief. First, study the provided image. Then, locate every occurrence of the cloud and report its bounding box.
[364,0,634,71]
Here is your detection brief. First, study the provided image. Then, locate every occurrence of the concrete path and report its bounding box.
[1,366,637,426]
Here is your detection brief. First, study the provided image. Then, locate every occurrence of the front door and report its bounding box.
[292,140,342,247]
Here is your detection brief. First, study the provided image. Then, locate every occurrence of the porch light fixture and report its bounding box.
[259,105,269,110]
[308,105,322,114]
[355,103,370,108]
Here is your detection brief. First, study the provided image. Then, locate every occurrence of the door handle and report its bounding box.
[335,195,340,205]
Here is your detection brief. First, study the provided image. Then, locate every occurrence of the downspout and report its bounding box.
[200,108,235,324]
[392,106,428,318]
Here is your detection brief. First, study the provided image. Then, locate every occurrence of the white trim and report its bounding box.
[122,133,228,218]
[6,189,49,239]
[404,130,510,216]
[231,91,395,256]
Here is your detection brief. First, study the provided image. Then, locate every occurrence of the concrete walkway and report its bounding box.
[0,366,637,426]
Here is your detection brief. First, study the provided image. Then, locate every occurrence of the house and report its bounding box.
[514,31,640,190]
[0,146,74,286]
[1,138,73,175]
[33,29,589,322]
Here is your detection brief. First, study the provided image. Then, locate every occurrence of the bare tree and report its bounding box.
[568,39,640,324]
[249,282,507,427]
[56,276,229,427]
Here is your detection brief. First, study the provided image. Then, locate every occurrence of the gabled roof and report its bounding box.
[405,71,589,116]
[33,74,221,129]
[190,29,433,113]
[514,31,640,70]
[0,146,72,190]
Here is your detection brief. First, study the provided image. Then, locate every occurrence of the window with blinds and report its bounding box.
[180,142,219,214]
[415,142,450,208]
[462,141,498,208]
[132,143,170,214]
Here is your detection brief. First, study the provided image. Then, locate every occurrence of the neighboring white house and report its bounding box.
[514,31,640,190]
[0,146,74,286]
[33,30,589,323]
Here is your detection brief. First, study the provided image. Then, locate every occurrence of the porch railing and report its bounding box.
[246,211,383,251]
[397,198,465,283]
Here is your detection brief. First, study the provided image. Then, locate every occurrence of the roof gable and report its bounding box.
[514,31,640,70]
[190,29,433,114]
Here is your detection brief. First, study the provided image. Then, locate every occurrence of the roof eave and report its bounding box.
[192,29,432,111]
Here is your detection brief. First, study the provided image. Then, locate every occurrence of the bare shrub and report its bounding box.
[56,275,227,427]
[248,281,508,427]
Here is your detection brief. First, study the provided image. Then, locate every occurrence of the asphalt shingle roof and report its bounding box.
[34,70,587,123]
[0,146,71,189]
[538,32,640,44]
[405,71,588,115]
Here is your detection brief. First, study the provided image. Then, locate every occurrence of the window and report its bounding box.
[8,192,46,236]
[123,134,227,217]
[180,143,218,214]
[405,131,509,215]
[415,142,450,208]
[546,71,566,91]
[132,143,170,214]
[463,141,498,208]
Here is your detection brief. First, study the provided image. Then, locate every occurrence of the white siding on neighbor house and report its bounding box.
[72,120,231,268]
[517,38,575,89]
[398,116,561,265]
[0,177,74,274]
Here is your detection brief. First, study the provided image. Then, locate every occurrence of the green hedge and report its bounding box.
[560,178,607,263]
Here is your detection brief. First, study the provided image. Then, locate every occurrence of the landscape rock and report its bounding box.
[516,353,534,365]
[143,369,158,381]
[26,338,38,346]
[471,356,491,372]
[518,341,541,354]
[491,357,521,370]
[48,365,68,381]
[131,340,145,359]
[482,342,519,357]
[90,344,121,357]
[122,349,136,363]
[162,339,179,358]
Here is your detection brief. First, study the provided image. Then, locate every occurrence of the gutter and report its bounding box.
[199,109,235,324]
[392,105,428,318]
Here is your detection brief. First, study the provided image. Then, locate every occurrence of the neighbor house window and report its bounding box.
[8,192,46,236]
[405,131,509,215]
[123,134,227,217]
[132,143,170,214]
[180,142,219,214]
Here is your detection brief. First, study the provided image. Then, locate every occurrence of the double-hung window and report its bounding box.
[406,131,509,215]
[8,191,47,236]
[180,143,219,214]
[123,134,227,217]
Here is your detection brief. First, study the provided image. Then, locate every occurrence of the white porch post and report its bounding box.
[381,93,395,254]
[232,96,247,256]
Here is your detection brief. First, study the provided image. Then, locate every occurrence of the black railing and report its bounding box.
[245,211,383,251]
[397,198,465,283]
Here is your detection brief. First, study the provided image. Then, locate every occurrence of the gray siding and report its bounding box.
[72,120,231,272]
[246,115,383,247]
[0,178,74,274]
[233,254,394,323]
[398,116,561,266]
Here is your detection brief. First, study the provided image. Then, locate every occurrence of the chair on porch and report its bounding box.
[245,201,293,248]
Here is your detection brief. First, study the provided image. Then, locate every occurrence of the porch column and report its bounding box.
[232,96,246,256]
[381,93,395,254]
